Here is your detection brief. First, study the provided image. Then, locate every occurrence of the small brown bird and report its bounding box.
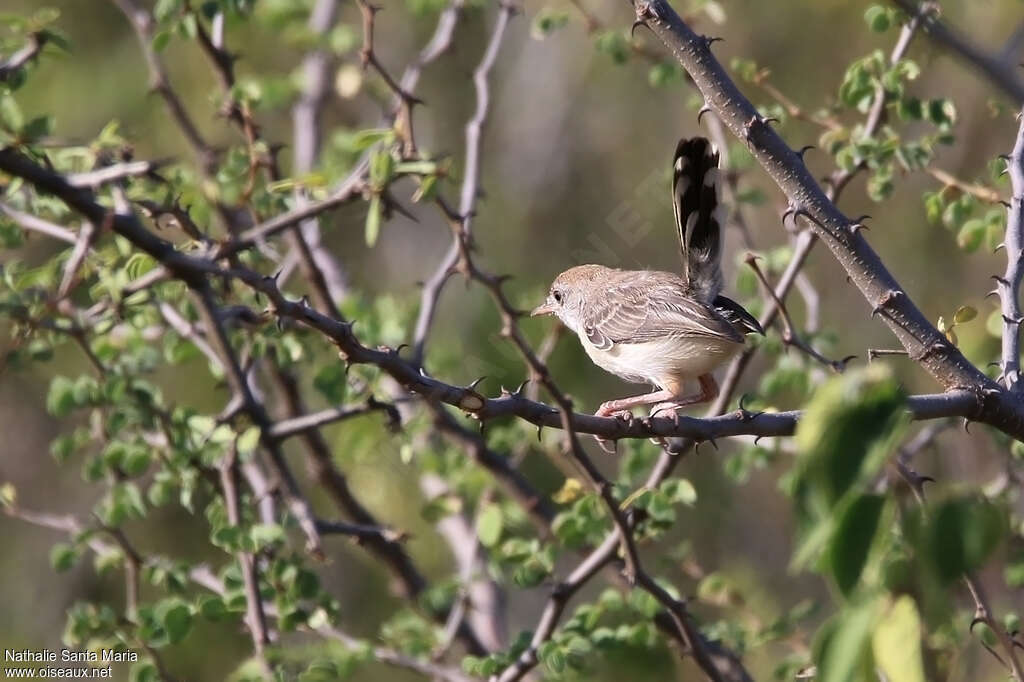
[531,137,763,425]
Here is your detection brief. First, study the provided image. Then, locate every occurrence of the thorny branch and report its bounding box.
[998,107,1024,391]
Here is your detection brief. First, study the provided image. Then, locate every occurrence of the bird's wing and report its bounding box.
[713,294,765,336]
[581,276,742,350]
[672,137,724,303]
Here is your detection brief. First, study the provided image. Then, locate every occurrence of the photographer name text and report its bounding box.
[4,649,137,664]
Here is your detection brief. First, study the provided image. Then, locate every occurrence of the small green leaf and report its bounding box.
[531,7,569,40]
[864,5,891,32]
[957,219,986,252]
[552,477,585,504]
[476,503,504,548]
[926,497,1005,583]
[50,543,79,572]
[660,478,697,506]
[157,598,193,644]
[828,494,885,596]
[872,596,926,682]
[953,305,977,324]
[365,194,382,247]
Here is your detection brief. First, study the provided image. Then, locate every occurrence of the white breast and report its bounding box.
[578,333,741,389]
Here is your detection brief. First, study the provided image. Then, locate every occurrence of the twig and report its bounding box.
[218,446,271,656]
[191,288,324,555]
[267,400,398,439]
[411,1,513,365]
[0,201,76,244]
[314,519,407,544]
[0,32,46,82]
[925,167,1004,204]
[66,160,168,189]
[745,254,854,372]
[889,0,1024,105]
[109,0,217,173]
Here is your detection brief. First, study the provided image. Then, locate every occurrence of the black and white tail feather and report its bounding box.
[672,137,763,336]
[672,137,724,302]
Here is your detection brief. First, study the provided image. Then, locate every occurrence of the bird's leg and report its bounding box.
[650,374,719,420]
[596,389,677,419]
[594,389,677,454]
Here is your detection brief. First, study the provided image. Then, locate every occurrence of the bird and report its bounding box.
[530,137,763,432]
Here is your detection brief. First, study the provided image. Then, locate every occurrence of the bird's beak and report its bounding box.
[530,301,556,317]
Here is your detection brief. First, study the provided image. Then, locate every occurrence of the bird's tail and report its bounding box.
[672,137,724,302]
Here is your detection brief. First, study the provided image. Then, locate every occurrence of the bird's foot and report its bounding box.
[649,402,682,423]
[594,403,637,453]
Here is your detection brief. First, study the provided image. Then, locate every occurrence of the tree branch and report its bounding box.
[890,0,1024,105]
[999,108,1024,391]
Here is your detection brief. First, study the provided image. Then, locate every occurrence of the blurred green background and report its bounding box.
[1,0,1022,679]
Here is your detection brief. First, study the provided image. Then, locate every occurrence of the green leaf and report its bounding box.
[864,5,891,32]
[20,115,53,143]
[648,62,679,88]
[872,596,926,682]
[953,305,977,324]
[957,218,986,252]
[926,497,1005,583]
[312,364,347,404]
[156,598,193,644]
[531,7,569,40]
[827,494,885,596]
[236,426,261,456]
[365,194,382,247]
[552,477,585,504]
[814,598,880,682]
[129,660,159,682]
[250,523,285,550]
[660,478,697,506]
[50,543,79,572]
[794,365,906,514]
[476,503,504,548]
[350,128,393,151]
[47,376,76,417]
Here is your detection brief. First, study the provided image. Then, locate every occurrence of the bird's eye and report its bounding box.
[552,290,563,303]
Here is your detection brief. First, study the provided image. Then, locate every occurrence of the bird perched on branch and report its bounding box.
[531,137,763,439]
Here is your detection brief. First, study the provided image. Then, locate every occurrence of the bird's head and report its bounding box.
[531,264,612,334]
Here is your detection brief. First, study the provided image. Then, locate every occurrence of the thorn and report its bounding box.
[963,417,972,433]
[697,104,713,125]
[514,379,530,395]
[985,288,1000,300]
[536,425,543,441]
[763,116,780,126]
[630,19,649,37]
[792,207,824,228]
[782,205,796,225]
[743,115,759,140]
[702,35,724,48]
[838,354,858,369]
[995,242,1006,253]
[796,145,815,161]
[1000,200,1012,209]
[992,274,1011,286]
[467,376,487,391]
